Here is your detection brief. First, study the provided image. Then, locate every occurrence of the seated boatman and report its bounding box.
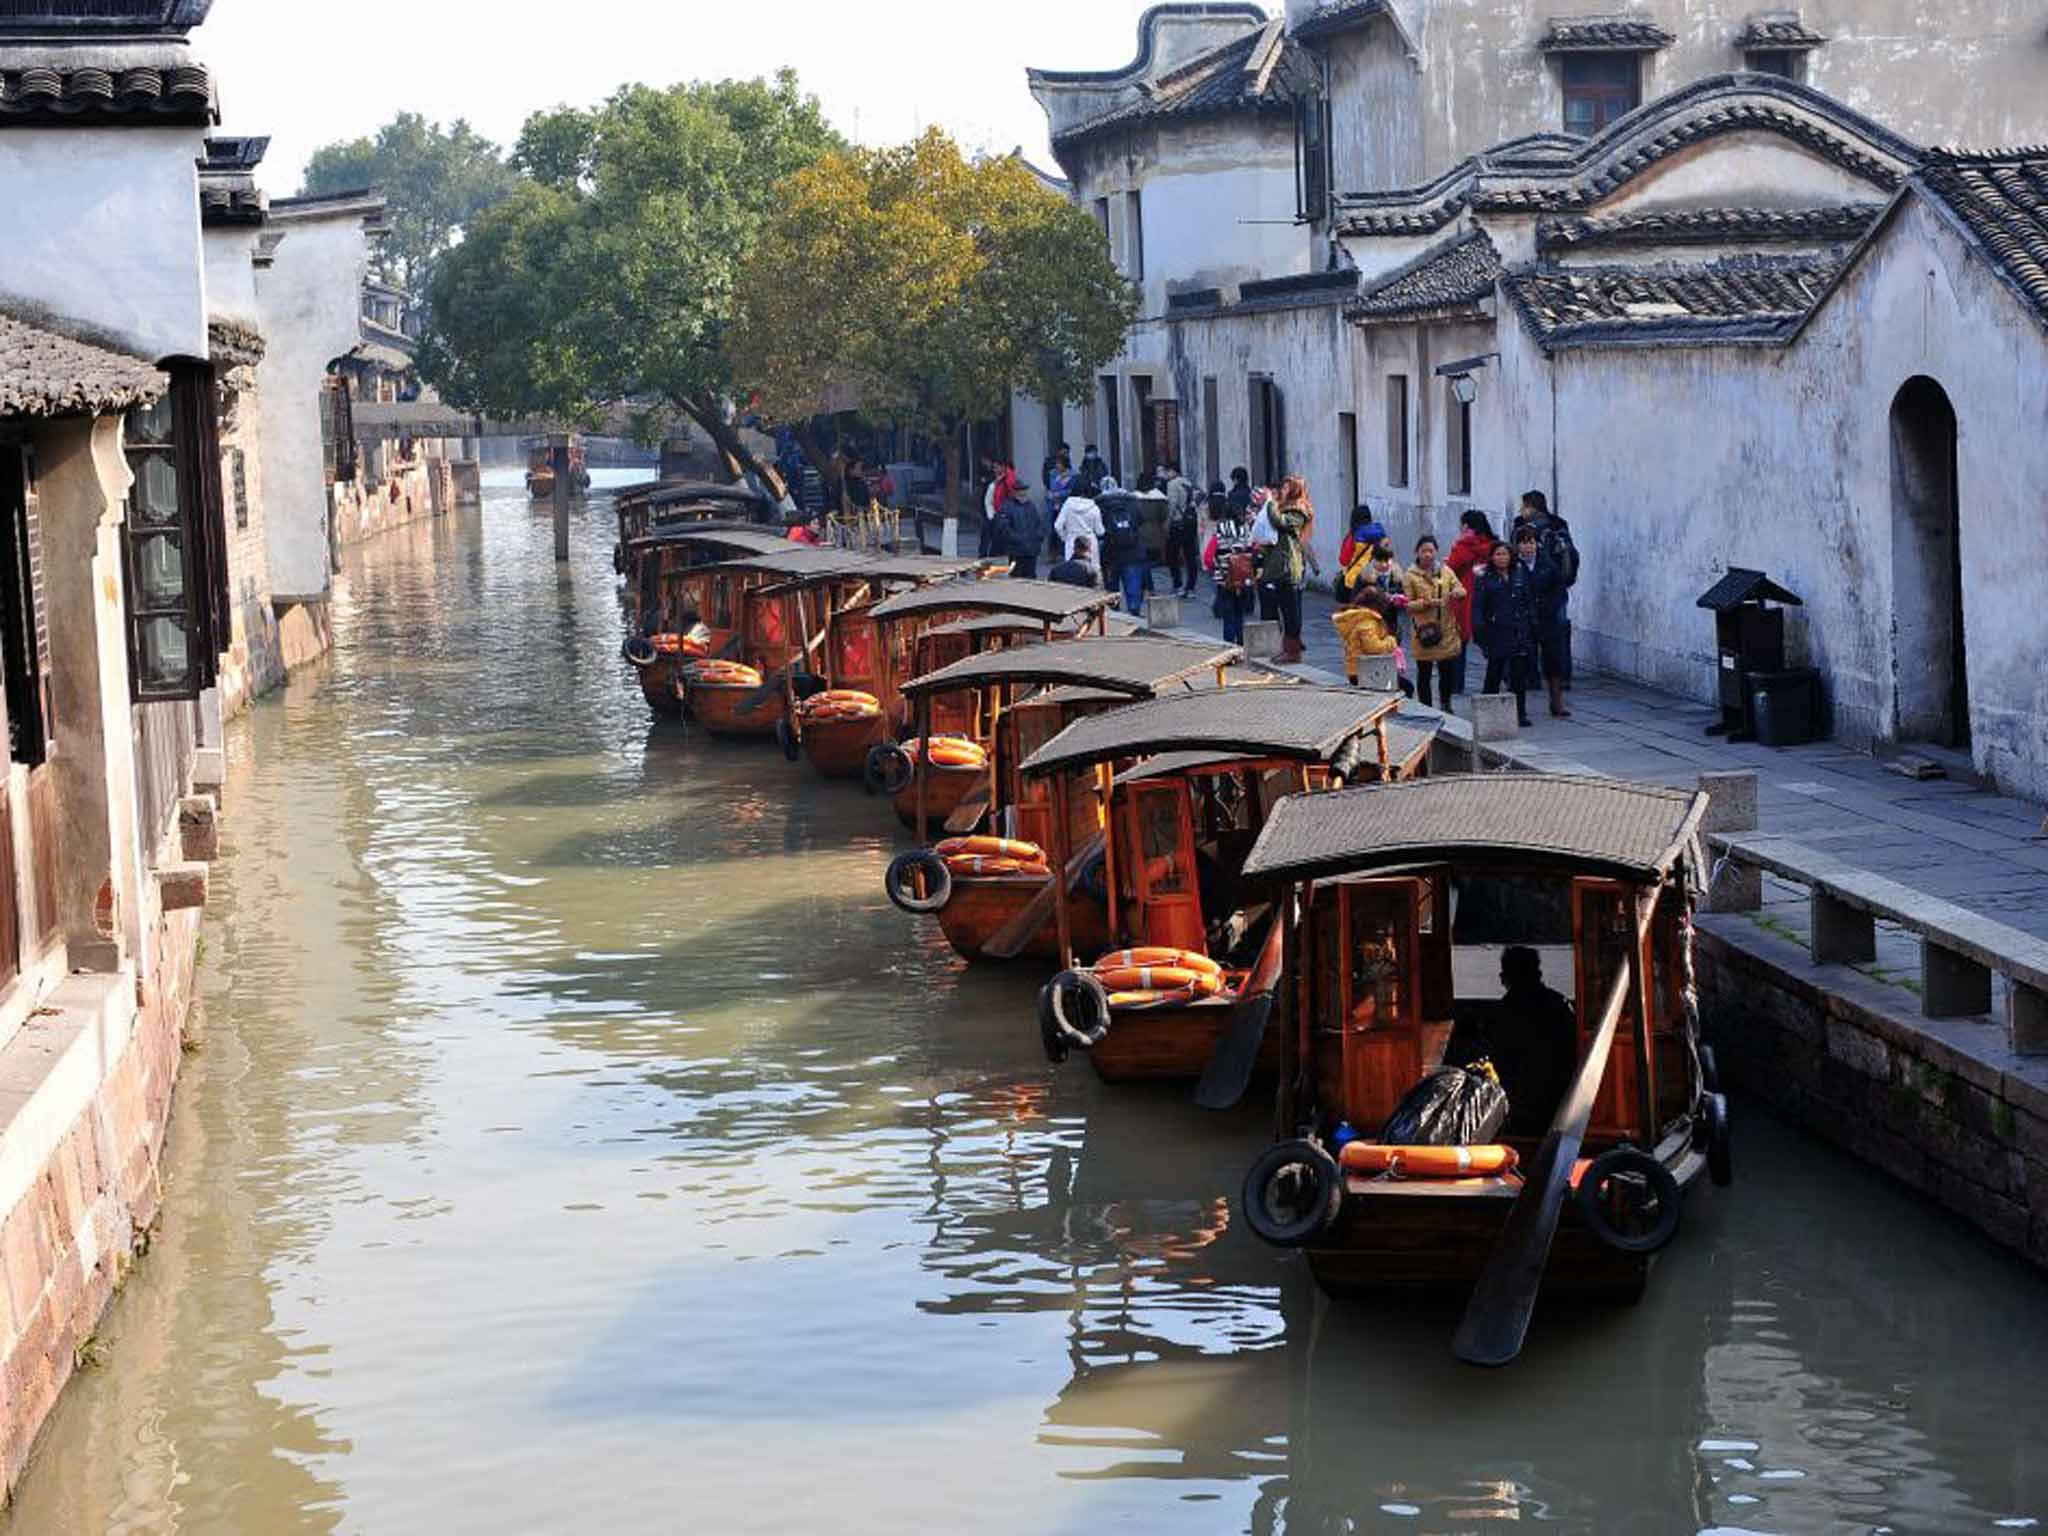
[1488,946,1580,1138]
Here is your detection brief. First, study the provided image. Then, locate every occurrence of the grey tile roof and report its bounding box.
[1502,256,1841,348]
[199,179,262,225]
[1243,774,1705,883]
[1538,16,1675,52]
[1292,0,1383,43]
[1737,17,1827,49]
[869,576,1117,627]
[1537,203,1883,251]
[1351,230,1502,322]
[903,635,1242,699]
[1054,21,1313,146]
[0,2,212,30]
[1918,150,2048,329]
[0,310,162,419]
[0,59,211,126]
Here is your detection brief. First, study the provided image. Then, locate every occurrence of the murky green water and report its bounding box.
[7,474,2045,1534]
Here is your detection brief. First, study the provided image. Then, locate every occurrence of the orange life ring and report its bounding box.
[1094,947,1224,980]
[1093,965,1224,995]
[683,660,763,688]
[937,836,1046,863]
[943,854,1050,878]
[1340,1143,1520,1179]
[800,689,883,723]
[904,737,988,769]
[650,632,709,657]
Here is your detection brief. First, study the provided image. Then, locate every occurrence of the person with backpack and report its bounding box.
[1162,463,1200,598]
[1135,474,1170,596]
[1512,490,1578,693]
[1054,478,1105,581]
[1261,476,1313,663]
[1097,481,1146,616]
[1203,482,1254,644]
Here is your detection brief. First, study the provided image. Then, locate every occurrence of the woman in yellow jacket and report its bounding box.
[1332,585,1403,687]
[1402,533,1468,710]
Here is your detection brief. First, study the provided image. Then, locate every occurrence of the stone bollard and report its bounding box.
[1354,653,1399,693]
[1145,595,1182,630]
[178,795,220,863]
[1242,620,1283,661]
[1698,770,1761,913]
[190,747,226,791]
[2011,984,2048,1056]
[1469,692,1519,743]
[938,517,959,559]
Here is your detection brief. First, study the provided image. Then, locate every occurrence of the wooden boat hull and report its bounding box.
[802,713,886,780]
[634,656,684,720]
[689,681,785,739]
[935,875,1109,964]
[1303,1150,1706,1302]
[1084,995,1282,1084]
[893,764,984,832]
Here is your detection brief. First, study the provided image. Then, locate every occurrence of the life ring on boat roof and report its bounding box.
[1340,1142,1519,1179]
[683,659,763,689]
[919,737,988,769]
[866,742,915,797]
[1573,1146,1683,1255]
[623,634,658,668]
[800,689,884,724]
[884,849,952,915]
[937,836,1045,864]
[1039,969,1111,1054]
[1088,947,1226,1007]
[1241,1139,1344,1248]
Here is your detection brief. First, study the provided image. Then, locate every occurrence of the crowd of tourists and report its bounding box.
[948,445,1584,728]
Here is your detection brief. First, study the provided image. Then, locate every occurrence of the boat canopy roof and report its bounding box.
[620,480,770,511]
[1021,685,1403,777]
[855,553,991,583]
[1241,774,1707,885]
[708,547,878,581]
[924,609,1143,642]
[631,524,790,555]
[867,576,1118,626]
[903,635,1241,700]
[1110,715,1442,786]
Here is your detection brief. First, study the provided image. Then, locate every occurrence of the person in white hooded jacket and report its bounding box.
[1053,479,1106,581]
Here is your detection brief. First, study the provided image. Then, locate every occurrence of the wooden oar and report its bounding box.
[1451,892,1655,1367]
[982,831,1106,962]
[1193,904,1288,1111]
[942,781,992,836]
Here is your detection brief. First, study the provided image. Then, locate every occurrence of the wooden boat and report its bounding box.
[882,634,1244,964]
[1021,686,1435,1089]
[620,526,795,720]
[526,442,590,499]
[829,578,1122,791]
[612,479,775,578]
[1231,774,1731,1364]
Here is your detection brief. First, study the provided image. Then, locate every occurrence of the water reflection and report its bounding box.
[3,473,2043,1534]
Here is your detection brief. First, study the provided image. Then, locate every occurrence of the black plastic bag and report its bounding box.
[1378,1062,1509,1146]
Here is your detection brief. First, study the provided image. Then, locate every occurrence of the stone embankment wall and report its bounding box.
[0,907,198,1489]
[1696,917,2048,1271]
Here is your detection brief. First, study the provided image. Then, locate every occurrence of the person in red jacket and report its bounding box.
[1445,509,1495,649]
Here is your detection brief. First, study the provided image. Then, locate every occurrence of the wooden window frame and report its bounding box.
[1295,93,1332,223]
[122,363,229,702]
[1446,385,1473,497]
[0,443,52,767]
[1561,52,1641,137]
[1386,375,1410,488]
[1125,189,1145,283]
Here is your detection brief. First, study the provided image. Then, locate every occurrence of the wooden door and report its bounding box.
[1114,781,1203,951]
[1310,879,1427,1132]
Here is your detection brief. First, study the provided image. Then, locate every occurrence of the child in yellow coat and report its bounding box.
[1332,586,1404,686]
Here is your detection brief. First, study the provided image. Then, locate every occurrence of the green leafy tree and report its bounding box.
[422,70,842,488]
[302,113,516,292]
[731,130,1139,514]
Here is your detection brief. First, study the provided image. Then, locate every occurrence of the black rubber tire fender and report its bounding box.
[1574,1147,1683,1255]
[1705,1091,1732,1187]
[1042,969,1111,1051]
[867,742,914,798]
[775,715,801,762]
[884,850,952,915]
[1240,1139,1344,1249]
[1037,984,1070,1065]
[622,634,658,669]
[1699,1043,1721,1096]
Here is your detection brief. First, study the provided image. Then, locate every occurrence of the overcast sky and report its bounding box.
[201,0,1237,192]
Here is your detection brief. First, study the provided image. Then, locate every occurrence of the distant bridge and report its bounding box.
[349,399,664,442]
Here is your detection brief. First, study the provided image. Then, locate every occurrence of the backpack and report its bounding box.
[1099,495,1141,562]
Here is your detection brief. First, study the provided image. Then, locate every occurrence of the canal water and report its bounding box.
[7,476,2045,1535]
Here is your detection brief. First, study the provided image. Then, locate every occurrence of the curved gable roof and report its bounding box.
[1028,3,1268,87]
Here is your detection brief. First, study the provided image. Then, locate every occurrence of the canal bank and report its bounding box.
[0,472,2042,1531]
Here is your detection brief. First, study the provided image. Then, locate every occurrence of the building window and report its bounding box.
[1562,53,1640,136]
[1093,196,1111,247]
[1746,49,1800,79]
[1296,93,1332,223]
[1339,411,1359,513]
[1249,376,1286,486]
[122,364,229,702]
[0,446,50,767]
[1125,190,1145,282]
[1446,384,1472,497]
[1386,375,1409,488]
[1098,374,1122,483]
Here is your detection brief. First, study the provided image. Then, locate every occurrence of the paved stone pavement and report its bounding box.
[1149,575,2048,960]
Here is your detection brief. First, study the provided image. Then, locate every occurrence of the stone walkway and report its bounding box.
[1151,578,2048,962]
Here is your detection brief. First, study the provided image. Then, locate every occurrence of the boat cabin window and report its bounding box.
[1135,784,1187,896]
[833,617,877,687]
[707,575,734,630]
[749,591,788,649]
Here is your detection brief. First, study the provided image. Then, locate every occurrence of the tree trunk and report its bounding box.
[677,394,787,502]
[942,435,963,522]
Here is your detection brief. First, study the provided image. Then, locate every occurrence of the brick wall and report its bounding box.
[216,370,284,716]
[1697,916,2048,1272]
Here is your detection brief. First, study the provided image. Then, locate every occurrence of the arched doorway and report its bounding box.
[1889,377,1967,747]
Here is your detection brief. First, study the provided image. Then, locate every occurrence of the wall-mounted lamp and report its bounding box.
[1435,351,1500,404]
[1449,373,1478,405]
